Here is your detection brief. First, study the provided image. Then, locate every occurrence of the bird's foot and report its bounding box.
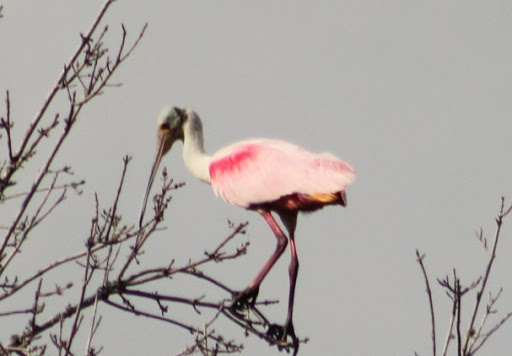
[266,322,299,355]
[230,286,259,315]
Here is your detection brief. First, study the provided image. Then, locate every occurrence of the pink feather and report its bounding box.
[209,139,355,208]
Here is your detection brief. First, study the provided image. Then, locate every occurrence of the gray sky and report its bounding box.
[2,1,512,355]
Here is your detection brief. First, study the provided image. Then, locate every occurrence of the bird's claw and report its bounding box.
[230,287,259,313]
[266,322,299,355]
[266,323,285,340]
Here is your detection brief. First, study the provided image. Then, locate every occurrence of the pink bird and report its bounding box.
[139,107,355,352]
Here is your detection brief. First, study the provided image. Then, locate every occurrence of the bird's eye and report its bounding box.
[160,123,171,130]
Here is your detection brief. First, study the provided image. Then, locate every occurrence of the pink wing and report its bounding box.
[209,139,355,208]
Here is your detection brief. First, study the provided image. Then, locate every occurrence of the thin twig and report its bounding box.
[103,156,131,242]
[416,250,437,356]
[463,198,511,354]
[65,246,94,354]
[73,23,148,106]
[441,293,457,356]
[455,274,462,356]
[470,311,512,355]
[2,91,14,162]
[85,294,100,354]
[2,180,85,201]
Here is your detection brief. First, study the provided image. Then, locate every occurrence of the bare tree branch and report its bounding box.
[416,250,437,356]
[463,198,512,355]
[416,198,512,356]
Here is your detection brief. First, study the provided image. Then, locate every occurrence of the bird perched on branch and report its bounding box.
[140,106,355,353]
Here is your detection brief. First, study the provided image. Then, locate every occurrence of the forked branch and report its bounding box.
[416,198,512,356]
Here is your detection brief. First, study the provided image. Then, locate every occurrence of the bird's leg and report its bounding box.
[285,230,299,350]
[231,210,288,312]
[267,212,299,353]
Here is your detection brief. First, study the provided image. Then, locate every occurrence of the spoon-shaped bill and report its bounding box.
[139,135,167,228]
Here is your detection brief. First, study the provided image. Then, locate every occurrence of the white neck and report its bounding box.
[182,110,212,183]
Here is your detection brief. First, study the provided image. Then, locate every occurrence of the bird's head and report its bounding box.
[139,106,188,228]
[157,106,187,155]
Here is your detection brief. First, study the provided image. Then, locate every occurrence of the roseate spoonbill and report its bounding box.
[139,107,355,350]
